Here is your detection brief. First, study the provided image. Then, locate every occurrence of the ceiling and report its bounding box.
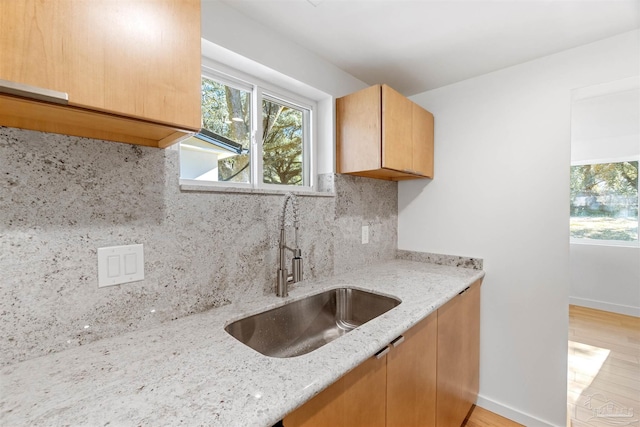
[220,0,640,96]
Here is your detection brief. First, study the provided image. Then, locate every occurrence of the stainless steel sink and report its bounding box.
[225,288,401,358]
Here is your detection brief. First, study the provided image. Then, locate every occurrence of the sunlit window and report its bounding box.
[180,70,313,191]
[570,160,639,242]
[262,96,306,186]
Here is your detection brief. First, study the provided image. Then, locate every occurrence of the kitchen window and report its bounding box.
[179,67,314,191]
[570,159,639,244]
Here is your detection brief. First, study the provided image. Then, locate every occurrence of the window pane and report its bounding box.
[201,77,251,183]
[570,161,639,241]
[262,98,304,186]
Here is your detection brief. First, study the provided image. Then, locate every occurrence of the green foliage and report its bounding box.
[201,77,251,183]
[262,99,303,185]
[570,217,638,241]
[569,161,638,241]
[570,161,638,216]
[200,77,304,185]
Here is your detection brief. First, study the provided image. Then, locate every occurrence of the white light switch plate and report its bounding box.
[98,244,144,287]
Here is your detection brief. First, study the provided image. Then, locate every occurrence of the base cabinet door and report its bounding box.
[284,311,437,427]
[387,311,437,427]
[436,280,481,427]
[283,353,387,427]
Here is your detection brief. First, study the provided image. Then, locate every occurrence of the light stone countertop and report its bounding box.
[0,260,484,427]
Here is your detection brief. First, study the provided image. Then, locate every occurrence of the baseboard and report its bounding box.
[476,395,564,427]
[568,296,640,317]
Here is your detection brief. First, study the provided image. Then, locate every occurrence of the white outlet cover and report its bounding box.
[98,244,144,287]
[361,225,369,244]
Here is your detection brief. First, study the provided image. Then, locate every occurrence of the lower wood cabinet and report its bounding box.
[283,279,481,427]
[436,280,481,427]
[284,311,437,427]
[386,312,437,427]
[283,353,387,427]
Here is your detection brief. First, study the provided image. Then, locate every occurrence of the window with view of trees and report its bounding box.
[201,76,251,183]
[262,97,304,186]
[179,71,312,189]
[570,160,639,242]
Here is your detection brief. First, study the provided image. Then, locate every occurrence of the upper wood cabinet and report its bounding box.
[336,84,434,180]
[0,0,202,148]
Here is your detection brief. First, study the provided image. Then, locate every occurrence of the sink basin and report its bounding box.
[225,288,401,358]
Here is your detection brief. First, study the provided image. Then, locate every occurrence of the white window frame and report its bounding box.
[569,156,640,248]
[179,60,318,193]
[259,92,312,191]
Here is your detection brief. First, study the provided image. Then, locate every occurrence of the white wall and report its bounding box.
[570,244,640,316]
[201,1,367,99]
[200,1,368,176]
[570,79,640,316]
[399,30,640,426]
[572,80,639,162]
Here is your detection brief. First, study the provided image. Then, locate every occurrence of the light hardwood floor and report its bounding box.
[568,305,640,427]
[464,305,639,427]
[464,405,524,427]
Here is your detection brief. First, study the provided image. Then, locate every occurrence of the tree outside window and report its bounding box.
[570,160,639,241]
[185,74,310,188]
[201,77,251,183]
[262,98,303,186]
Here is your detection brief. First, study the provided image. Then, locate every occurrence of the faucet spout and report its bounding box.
[277,192,303,297]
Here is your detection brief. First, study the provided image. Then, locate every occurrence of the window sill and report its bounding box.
[570,238,640,248]
[179,180,335,197]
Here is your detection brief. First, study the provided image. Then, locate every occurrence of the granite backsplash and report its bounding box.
[396,250,483,270]
[0,127,398,366]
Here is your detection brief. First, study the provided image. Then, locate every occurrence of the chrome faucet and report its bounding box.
[277,192,303,297]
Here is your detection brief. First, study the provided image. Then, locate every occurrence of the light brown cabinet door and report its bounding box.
[382,84,413,173]
[0,0,201,130]
[336,84,382,174]
[284,354,387,427]
[436,280,481,427]
[285,281,480,427]
[387,312,437,427]
[412,104,434,178]
[336,84,434,181]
